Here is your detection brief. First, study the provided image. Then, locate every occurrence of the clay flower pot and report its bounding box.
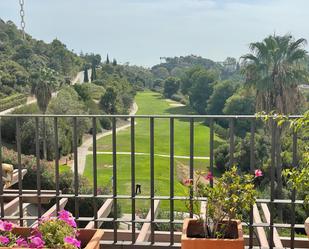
[181,218,244,249]
[305,217,309,238]
[2,227,104,249]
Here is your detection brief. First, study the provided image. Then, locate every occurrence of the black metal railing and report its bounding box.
[0,114,307,249]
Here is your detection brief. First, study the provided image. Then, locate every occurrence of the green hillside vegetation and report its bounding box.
[0,19,84,98]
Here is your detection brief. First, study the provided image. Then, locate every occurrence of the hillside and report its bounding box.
[0,19,84,99]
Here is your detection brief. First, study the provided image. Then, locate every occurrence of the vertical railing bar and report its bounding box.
[0,117,4,218]
[16,118,23,226]
[73,117,79,226]
[53,117,60,213]
[229,118,234,168]
[249,120,255,248]
[269,119,276,249]
[112,117,117,243]
[35,117,41,218]
[131,118,136,243]
[290,129,297,249]
[150,117,155,244]
[92,117,98,229]
[209,118,214,187]
[169,117,174,245]
[189,118,194,218]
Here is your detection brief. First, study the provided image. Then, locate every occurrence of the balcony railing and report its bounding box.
[0,114,307,249]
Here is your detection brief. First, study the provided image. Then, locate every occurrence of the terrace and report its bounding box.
[0,113,308,249]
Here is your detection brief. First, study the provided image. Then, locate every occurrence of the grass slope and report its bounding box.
[84,91,221,211]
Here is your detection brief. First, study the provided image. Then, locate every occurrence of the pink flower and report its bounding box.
[204,172,213,181]
[29,236,45,248]
[3,221,14,231]
[16,237,28,247]
[0,235,9,245]
[58,210,77,228]
[255,169,263,178]
[64,236,81,248]
[183,179,193,186]
[0,221,4,231]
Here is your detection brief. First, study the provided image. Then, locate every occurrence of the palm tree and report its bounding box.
[31,68,58,159]
[241,34,307,114]
[241,34,308,219]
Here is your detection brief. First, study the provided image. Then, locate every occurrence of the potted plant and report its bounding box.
[182,166,260,249]
[0,210,103,248]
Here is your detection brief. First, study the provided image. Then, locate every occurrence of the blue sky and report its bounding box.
[0,0,308,66]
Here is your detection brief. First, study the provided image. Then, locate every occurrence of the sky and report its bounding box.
[0,0,309,67]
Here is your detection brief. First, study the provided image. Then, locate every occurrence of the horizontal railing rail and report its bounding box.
[0,114,307,249]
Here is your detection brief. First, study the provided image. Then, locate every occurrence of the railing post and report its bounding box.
[131,117,136,243]
[0,117,4,218]
[112,117,117,243]
[16,118,23,226]
[249,119,255,248]
[73,117,79,227]
[92,117,98,229]
[290,129,298,249]
[150,117,155,244]
[35,117,41,218]
[169,117,174,245]
[53,117,60,213]
[189,118,194,218]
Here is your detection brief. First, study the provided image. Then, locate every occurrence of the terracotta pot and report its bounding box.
[305,217,309,238]
[181,218,244,249]
[0,227,104,249]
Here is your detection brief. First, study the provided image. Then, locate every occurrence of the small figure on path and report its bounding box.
[135,184,141,194]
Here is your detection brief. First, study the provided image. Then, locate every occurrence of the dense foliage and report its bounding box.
[0,19,84,98]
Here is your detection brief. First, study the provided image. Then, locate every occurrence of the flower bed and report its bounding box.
[0,210,103,249]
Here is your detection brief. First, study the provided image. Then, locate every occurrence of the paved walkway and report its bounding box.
[75,102,138,173]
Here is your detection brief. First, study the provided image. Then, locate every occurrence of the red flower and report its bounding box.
[254,169,263,178]
[204,172,213,181]
[183,179,193,186]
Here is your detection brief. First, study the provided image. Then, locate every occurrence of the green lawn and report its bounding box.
[84,91,221,212]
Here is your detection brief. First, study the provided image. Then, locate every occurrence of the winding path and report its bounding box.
[0,70,85,116]
[75,102,138,173]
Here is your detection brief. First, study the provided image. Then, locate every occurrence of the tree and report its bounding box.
[241,34,307,114]
[206,80,235,114]
[223,91,255,136]
[187,69,217,114]
[99,87,118,114]
[84,67,89,82]
[31,68,58,159]
[91,66,96,81]
[163,77,180,98]
[106,54,110,64]
[112,59,117,66]
[241,34,308,218]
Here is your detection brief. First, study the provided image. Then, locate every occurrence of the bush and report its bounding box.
[170,94,188,105]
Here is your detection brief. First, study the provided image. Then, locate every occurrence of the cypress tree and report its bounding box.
[91,66,96,81]
[112,58,117,66]
[84,68,89,82]
[106,54,110,64]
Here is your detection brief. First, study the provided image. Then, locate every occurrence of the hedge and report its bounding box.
[0,93,27,112]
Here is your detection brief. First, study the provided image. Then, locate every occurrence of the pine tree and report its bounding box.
[106,54,110,64]
[112,58,117,66]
